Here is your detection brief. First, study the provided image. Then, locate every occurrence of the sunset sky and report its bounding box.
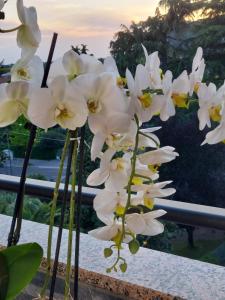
[0,0,159,63]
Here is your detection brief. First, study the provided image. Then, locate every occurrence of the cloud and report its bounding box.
[1,0,158,62]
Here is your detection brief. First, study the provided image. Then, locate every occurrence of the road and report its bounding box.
[0,158,67,181]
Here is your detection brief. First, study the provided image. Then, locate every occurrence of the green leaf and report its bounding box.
[119,263,127,273]
[0,252,9,300]
[129,239,140,255]
[104,248,113,258]
[2,243,43,300]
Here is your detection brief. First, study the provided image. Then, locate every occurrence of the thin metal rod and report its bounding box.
[7,32,58,247]
[49,131,76,300]
[73,125,86,300]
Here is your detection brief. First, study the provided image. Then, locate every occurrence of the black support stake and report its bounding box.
[7,32,58,247]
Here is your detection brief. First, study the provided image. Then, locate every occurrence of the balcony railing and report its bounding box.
[0,174,225,230]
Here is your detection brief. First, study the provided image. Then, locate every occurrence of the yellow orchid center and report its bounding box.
[115,204,125,216]
[194,82,200,93]
[132,176,143,185]
[172,93,188,108]
[55,103,73,120]
[117,76,127,88]
[112,230,123,248]
[115,158,125,171]
[87,98,102,114]
[160,68,164,80]
[17,68,30,80]
[138,93,152,109]
[144,196,154,210]
[67,73,77,82]
[209,105,221,122]
[148,164,160,173]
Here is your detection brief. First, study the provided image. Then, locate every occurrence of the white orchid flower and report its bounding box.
[0,0,5,11]
[104,122,160,154]
[88,112,131,161]
[202,107,225,145]
[131,181,175,209]
[126,210,166,236]
[11,55,44,85]
[138,126,161,149]
[197,82,224,130]
[134,159,159,183]
[28,75,88,130]
[93,189,128,217]
[171,71,190,108]
[126,65,155,122]
[73,72,128,116]
[104,56,127,88]
[138,146,179,166]
[49,50,103,82]
[150,70,175,121]
[87,148,130,190]
[89,214,132,242]
[189,47,205,96]
[17,0,41,60]
[0,81,29,127]
[142,45,162,89]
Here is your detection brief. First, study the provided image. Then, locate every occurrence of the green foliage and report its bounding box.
[0,243,43,300]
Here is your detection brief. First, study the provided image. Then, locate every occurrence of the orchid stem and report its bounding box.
[65,131,78,300]
[39,131,70,299]
[109,114,140,270]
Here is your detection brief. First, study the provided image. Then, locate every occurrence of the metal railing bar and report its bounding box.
[0,174,225,230]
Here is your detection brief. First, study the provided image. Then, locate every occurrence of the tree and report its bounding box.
[202,0,225,18]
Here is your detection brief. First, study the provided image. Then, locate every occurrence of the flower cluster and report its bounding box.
[2,0,225,274]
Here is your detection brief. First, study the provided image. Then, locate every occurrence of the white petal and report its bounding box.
[28,88,56,129]
[86,168,109,186]
[91,132,106,161]
[0,100,22,127]
[6,81,29,100]
[62,50,81,76]
[89,225,118,241]
[126,213,146,234]
[104,56,119,75]
[141,219,165,236]
[93,190,117,214]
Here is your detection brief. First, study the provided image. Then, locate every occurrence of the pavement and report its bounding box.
[0,158,67,181]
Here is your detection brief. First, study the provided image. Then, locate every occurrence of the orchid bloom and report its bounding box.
[171,71,190,108]
[126,210,166,236]
[126,65,154,122]
[28,75,88,130]
[104,56,127,88]
[189,47,205,96]
[138,146,179,166]
[89,214,132,243]
[17,0,41,60]
[142,45,162,89]
[131,181,175,209]
[88,112,131,160]
[93,189,128,217]
[197,82,225,130]
[87,148,130,190]
[0,81,29,127]
[202,107,225,145]
[150,70,175,121]
[49,50,103,82]
[11,55,44,85]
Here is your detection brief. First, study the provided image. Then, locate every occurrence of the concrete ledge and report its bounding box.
[0,214,225,300]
